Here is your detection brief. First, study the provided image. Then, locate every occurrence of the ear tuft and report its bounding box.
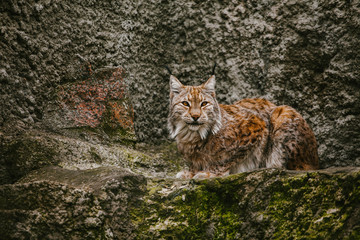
[202,75,216,92]
[170,75,184,93]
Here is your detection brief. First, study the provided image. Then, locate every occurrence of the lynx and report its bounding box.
[167,71,319,179]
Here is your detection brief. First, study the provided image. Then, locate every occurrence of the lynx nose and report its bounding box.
[191,115,200,122]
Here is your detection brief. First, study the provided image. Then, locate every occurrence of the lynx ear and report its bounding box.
[170,75,184,94]
[202,75,216,93]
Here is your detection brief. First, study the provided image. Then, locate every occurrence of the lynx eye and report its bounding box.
[201,101,208,107]
[182,101,190,107]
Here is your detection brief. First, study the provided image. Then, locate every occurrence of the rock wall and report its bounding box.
[0,0,136,131]
[1,0,359,168]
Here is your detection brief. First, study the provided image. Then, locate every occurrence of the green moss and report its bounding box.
[122,148,156,169]
[102,123,137,147]
[264,171,360,239]
[131,141,184,176]
[132,173,255,239]
[131,169,360,239]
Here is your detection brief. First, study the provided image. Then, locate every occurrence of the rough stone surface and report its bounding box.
[0,130,58,184]
[0,129,183,184]
[0,0,136,133]
[0,166,146,239]
[1,166,359,239]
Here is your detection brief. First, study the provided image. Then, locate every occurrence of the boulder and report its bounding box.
[0,166,146,240]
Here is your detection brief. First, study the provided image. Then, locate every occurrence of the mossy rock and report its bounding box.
[132,168,360,239]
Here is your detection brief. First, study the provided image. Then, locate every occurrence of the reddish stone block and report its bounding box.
[58,63,134,131]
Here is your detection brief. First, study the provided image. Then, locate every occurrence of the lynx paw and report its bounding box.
[193,171,216,179]
[176,170,194,179]
[193,170,230,179]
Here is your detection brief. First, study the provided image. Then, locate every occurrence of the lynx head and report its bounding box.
[168,74,222,141]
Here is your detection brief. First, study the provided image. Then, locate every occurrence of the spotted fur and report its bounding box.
[168,75,319,179]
